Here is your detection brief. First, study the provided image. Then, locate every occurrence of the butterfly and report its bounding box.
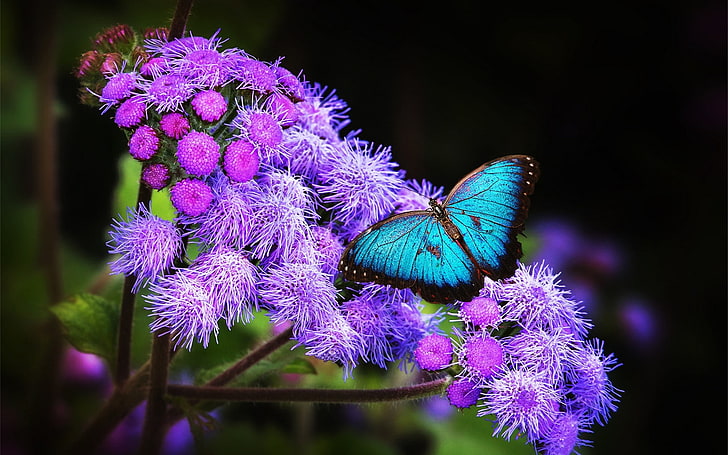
[338,155,539,303]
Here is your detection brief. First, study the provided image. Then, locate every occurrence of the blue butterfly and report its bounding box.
[338,155,539,303]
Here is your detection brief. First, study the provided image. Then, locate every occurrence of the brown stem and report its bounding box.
[169,0,194,39]
[138,333,171,455]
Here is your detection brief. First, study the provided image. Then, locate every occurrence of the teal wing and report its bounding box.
[338,212,482,303]
[444,155,539,280]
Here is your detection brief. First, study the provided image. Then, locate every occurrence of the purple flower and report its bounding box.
[317,141,402,237]
[147,31,234,87]
[142,163,171,190]
[564,339,621,426]
[108,204,182,291]
[140,74,197,112]
[273,64,305,101]
[454,329,505,383]
[176,131,220,177]
[413,334,453,371]
[309,225,344,276]
[499,262,592,339]
[479,368,560,442]
[505,328,580,385]
[537,412,592,455]
[223,139,259,183]
[146,268,221,350]
[100,71,138,105]
[446,378,481,409]
[297,83,350,141]
[230,103,287,164]
[266,92,299,126]
[128,125,159,160]
[191,89,227,122]
[160,112,190,139]
[294,312,364,379]
[191,246,259,327]
[341,294,393,368]
[248,171,318,262]
[170,178,214,216]
[231,57,278,93]
[140,56,167,78]
[114,97,146,127]
[258,261,339,333]
[278,126,339,181]
[455,296,502,328]
[182,173,258,250]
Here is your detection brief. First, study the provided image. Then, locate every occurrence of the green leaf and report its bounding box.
[50,293,118,362]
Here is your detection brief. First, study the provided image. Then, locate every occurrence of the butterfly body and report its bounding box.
[338,155,539,303]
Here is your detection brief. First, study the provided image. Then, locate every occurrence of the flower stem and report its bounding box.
[166,377,452,404]
[114,184,151,385]
[138,333,171,455]
[165,326,294,425]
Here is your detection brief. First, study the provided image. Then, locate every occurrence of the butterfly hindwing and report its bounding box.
[445,155,539,279]
[339,212,481,302]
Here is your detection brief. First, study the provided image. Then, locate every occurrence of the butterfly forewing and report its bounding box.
[445,155,539,279]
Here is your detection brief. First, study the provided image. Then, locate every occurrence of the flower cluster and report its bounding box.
[84,27,620,453]
[86,27,441,374]
[414,262,621,454]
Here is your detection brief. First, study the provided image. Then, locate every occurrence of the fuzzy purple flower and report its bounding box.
[231,57,278,93]
[506,328,580,385]
[176,131,220,177]
[309,225,344,276]
[140,74,197,112]
[114,97,146,127]
[499,262,592,339]
[278,126,339,181]
[146,268,221,350]
[395,179,445,213]
[182,173,258,249]
[414,334,453,371]
[223,139,259,183]
[160,112,190,139]
[191,89,227,122]
[341,294,394,368]
[151,32,235,88]
[273,65,305,101]
[230,104,287,163]
[456,296,502,328]
[455,330,505,383]
[564,339,621,426]
[258,261,339,333]
[142,163,170,190]
[317,141,402,237]
[296,83,350,141]
[294,312,364,379]
[447,378,481,409]
[191,246,259,326]
[479,368,560,442]
[170,178,214,216]
[537,412,592,455]
[100,71,138,105]
[108,204,182,291]
[128,125,159,160]
[248,171,318,262]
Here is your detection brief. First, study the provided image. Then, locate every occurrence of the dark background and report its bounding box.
[3,1,726,454]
